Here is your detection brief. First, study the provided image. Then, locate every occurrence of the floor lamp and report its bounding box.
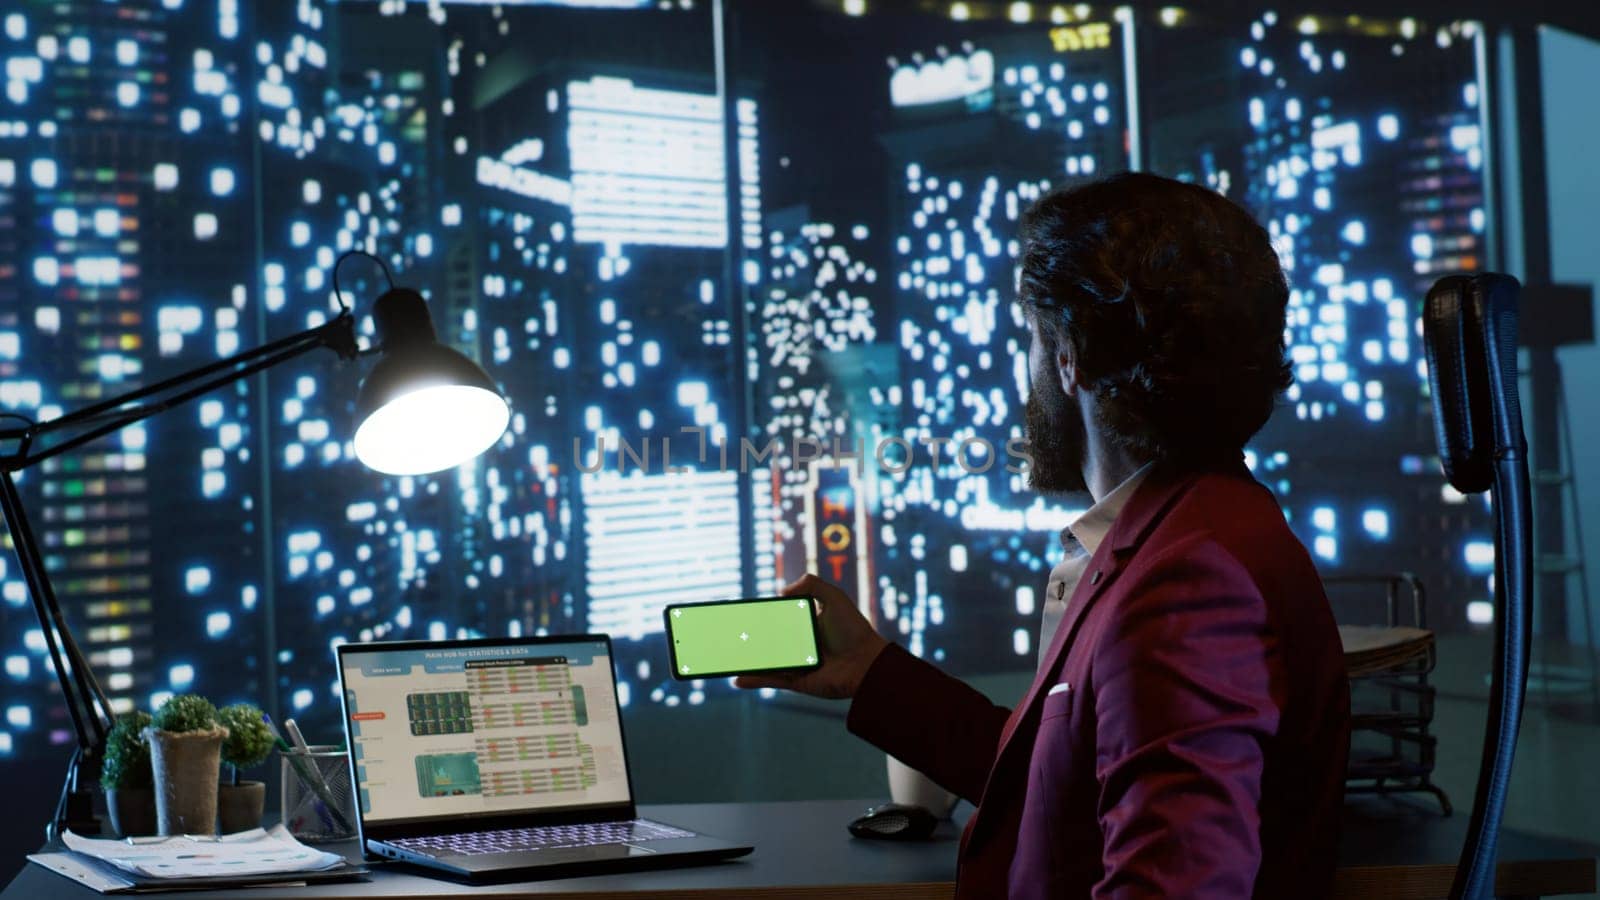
[0,251,510,839]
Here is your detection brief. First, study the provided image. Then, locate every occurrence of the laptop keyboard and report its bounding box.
[392,820,694,857]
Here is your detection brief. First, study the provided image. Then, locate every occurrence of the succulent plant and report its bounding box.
[101,711,154,790]
[218,703,275,784]
[151,693,219,734]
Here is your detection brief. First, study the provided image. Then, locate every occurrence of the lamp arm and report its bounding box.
[5,314,358,469]
[0,312,358,763]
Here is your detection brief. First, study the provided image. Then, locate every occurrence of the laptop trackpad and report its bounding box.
[484,843,660,867]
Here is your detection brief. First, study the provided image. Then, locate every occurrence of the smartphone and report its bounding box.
[663,595,822,680]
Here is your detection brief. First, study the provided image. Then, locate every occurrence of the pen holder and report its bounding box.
[279,745,356,843]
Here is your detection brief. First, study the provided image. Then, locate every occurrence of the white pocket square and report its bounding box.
[1047,682,1072,696]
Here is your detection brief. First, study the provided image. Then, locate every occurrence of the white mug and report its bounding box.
[886,753,959,819]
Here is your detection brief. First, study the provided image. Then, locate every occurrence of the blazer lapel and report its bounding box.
[1001,467,1199,746]
[962,466,1205,853]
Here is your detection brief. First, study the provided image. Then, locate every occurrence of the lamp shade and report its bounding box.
[352,287,510,476]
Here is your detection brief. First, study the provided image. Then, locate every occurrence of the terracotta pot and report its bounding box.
[105,787,157,837]
[217,780,266,834]
[144,725,228,836]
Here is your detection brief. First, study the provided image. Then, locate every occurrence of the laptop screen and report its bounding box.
[337,637,632,827]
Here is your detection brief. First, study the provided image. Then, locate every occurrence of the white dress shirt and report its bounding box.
[1038,464,1153,671]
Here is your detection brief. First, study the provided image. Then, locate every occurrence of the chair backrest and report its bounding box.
[1422,273,1534,900]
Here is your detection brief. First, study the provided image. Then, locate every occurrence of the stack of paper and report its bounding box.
[60,825,345,879]
[1338,625,1434,677]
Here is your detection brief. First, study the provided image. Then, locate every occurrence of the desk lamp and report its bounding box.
[0,250,510,838]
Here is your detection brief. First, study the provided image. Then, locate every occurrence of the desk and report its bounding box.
[4,798,1594,899]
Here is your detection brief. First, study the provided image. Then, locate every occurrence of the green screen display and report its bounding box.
[666,597,820,679]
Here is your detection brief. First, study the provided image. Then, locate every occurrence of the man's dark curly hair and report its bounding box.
[1017,171,1293,463]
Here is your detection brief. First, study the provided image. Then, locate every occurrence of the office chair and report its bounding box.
[1422,273,1533,900]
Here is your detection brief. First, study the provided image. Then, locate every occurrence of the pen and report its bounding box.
[283,718,311,754]
[283,718,339,833]
[282,717,341,832]
[264,713,353,834]
[260,711,289,748]
[124,834,221,844]
[284,717,347,832]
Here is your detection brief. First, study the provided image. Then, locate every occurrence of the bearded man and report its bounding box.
[740,172,1351,899]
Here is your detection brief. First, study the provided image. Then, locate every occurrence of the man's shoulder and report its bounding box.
[1121,468,1320,597]
[1178,466,1280,511]
[1166,469,1303,559]
[1092,468,1335,658]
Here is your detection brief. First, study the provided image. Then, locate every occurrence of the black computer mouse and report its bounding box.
[848,802,939,841]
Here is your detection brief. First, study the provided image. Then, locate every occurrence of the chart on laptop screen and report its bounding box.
[340,640,631,824]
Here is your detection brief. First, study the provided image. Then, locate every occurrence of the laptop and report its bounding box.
[334,634,752,881]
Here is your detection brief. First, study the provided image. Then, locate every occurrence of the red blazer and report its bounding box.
[848,464,1350,899]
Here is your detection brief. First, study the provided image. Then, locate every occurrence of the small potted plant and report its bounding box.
[101,711,157,836]
[216,703,274,833]
[144,693,228,835]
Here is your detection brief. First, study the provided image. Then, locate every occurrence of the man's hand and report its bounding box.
[734,573,889,700]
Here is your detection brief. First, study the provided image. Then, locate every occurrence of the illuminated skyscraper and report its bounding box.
[875,23,1132,667]
[253,6,470,732]
[0,0,454,755]
[753,205,888,627]
[432,0,766,708]
[0,0,271,749]
[1144,11,1494,620]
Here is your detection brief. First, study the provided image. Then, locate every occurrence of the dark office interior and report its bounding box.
[0,0,1597,897]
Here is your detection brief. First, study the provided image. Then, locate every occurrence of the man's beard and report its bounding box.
[1024,374,1088,495]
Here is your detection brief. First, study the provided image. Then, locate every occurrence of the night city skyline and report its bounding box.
[0,0,1493,761]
